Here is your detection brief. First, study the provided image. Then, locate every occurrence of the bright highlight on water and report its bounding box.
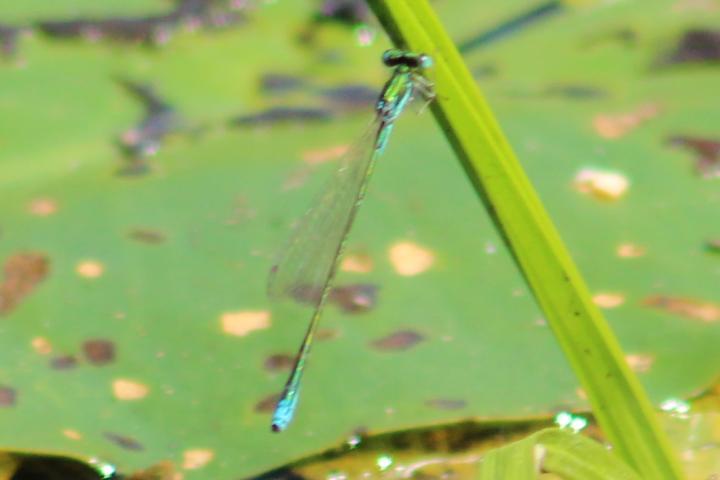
[268,49,435,432]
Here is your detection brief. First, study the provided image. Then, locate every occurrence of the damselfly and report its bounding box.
[268,49,434,432]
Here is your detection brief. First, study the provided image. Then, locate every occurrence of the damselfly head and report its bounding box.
[382,49,432,69]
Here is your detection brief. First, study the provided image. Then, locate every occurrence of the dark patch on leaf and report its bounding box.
[291,283,379,314]
[0,252,49,316]
[371,330,425,351]
[264,354,294,372]
[0,386,15,407]
[665,30,720,65]
[103,431,144,451]
[128,228,167,244]
[255,393,281,413]
[115,78,181,173]
[329,284,379,313]
[667,136,720,178]
[50,355,78,370]
[82,339,116,365]
[0,23,24,59]
[260,73,306,93]
[318,84,378,110]
[544,84,607,100]
[230,106,333,127]
[315,0,370,26]
[36,0,246,46]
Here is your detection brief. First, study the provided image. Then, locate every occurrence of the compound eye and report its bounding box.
[419,54,433,69]
[382,48,403,66]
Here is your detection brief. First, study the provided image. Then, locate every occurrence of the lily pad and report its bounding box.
[0,0,718,478]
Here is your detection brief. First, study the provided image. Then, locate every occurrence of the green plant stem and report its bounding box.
[366,1,682,478]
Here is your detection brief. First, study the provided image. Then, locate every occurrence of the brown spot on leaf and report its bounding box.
[625,353,655,373]
[667,136,720,178]
[593,103,660,139]
[425,398,467,410]
[665,30,720,64]
[593,292,626,309]
[302,144,350,165]
[127,461,175,480]
[316,328,340,341]
[128,228,166,244]
[389,242,435,276]
[182,448,214,470]
[290,284,378,313]
[0,252,49,316]
[83,339,116,365]
[573,168,629,200]
[31,336,52,355]
[330,284,378,313]
[616,243,646,258]
[341,253,374,273]
[255,392,281,413]
[263,354,294,372]
[50,355,78,370]
[221,310,271,337]
[28,197,58,216]
[113,378,150,400]
[371,330,425,351]
[75,260,104,279]
[62,429,82,440]
[643,295,720,322]
[104,432,144,451]
[708,238,720,253]
[0,386,16,407]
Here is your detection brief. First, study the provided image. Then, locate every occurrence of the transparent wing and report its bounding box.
[268,121,381,304]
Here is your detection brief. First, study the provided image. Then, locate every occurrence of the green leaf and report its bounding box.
[366,0,683,478]
[479,428,640,480]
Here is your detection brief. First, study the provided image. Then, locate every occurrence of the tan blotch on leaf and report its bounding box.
[28,197,59,216]
[593,103,661,139]
[616,243,646,258]
[31,337,52,355]
[593,292,626,309]
[388,241,435,276]
[182,449,215,470]
[625,354,655,374]
[62,429,83,440]
[573,168,629,200]
[341,253,374,273]
[221,310,271,337]
[76,260,104,279]
[302,144,350,165]
[112,379,149,400]
[644,295,720,323]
